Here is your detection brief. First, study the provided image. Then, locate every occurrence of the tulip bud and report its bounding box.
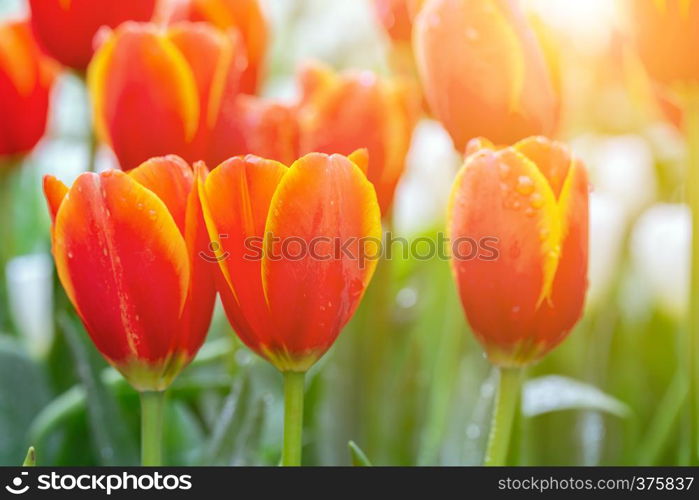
[88,22,247,170]
[43,156,216,391]
[0,20,56,158]
[196,152,382,372]
[413,0,559,149]
[448,136,589,366]
[297,62,419,214]
[28,0,157,71]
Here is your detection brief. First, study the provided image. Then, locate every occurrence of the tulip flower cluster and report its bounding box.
[0,0,604,468]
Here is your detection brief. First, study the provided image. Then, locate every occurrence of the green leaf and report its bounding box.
[198,375,252,465]
[523,375,631,418]
[0,337,51,465]
[22,447,36,466]
[348,441,372,466]
[57,313,138,465]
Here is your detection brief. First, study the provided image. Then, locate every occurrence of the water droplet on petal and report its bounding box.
[498,163,510,179]
[148,210,157,220]
[516,175,535,195]
[530,192,544,208]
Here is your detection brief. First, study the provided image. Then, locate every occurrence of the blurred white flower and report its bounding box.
[587,192,627,309]
[393,119,461,235]
[630,203,690,319]
[33,138,89,186]
[6,253,54,358]
[264,0,388,98]
[572,134,657,220]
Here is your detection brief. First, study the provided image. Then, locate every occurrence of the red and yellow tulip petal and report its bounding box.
[187,0,267,93]
[43,175,69,224]
[448,147,562,366]
[532,159,588,351]
[53,170,190,368]
[465,137,495,157]
[348,148,369,175]
[514,136,571,198]
[28,0,157,70]
[198,156,287,355]
[261,153,382,371]
[167,23,245,145]
[87,23,200,170]
[179,162,217,356]
[128,155,194,234]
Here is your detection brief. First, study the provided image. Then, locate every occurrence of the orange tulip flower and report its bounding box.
[196,151,382,372]
[630,0,699,88]
[448,136,588,366]
[220,94,299,167]
[0,20,56,158]
[43,156,216,391]
[88,22,248,171]
[297,63,419,214]
[413,0,559,150]
[28,0,157,71]
[159,0,267,94]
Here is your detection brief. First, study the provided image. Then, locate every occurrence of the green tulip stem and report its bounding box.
[281,371,305,466]
[484,367,522,466]
[140,390,165,466]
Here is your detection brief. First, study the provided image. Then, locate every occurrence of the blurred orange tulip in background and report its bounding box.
[159,0,268,94]
[0,20,56,158]
[43,155,216,391]
[413,0,559,150]
[28,0,157,71]
[372,0,424,43]
[88,21,249,170]
[630,0,699,89]
[448,136,588,366]
[197,152,382,372]
[223,94,299,167]
[297,63,419,214]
